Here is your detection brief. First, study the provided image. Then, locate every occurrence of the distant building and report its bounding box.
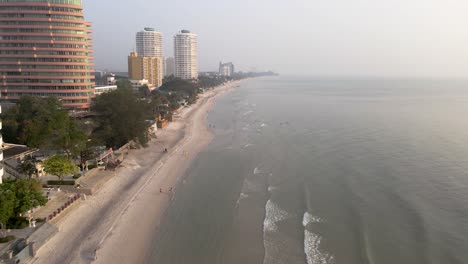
[219,62,235,77]
[174,30,198,80]
[130,79,151,92]
[128,52,163,88]
[94,85,118,96]
[165,57,175,77]
[94,71,105,79]
[136,28,163,58]
[136,28,164,83]
[0,0,95,109]
[107,74,117,85]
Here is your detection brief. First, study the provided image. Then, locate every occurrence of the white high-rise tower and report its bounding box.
[134,27,163,87]
[174,30,198,80]
[136,27,163,58]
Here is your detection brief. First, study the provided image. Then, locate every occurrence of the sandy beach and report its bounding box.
[30,81,238,264]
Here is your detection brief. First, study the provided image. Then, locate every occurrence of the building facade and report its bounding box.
[133,28,163,87]
[0,0,95,109]
[128,52,162,88]
[174,30,198,80]
[136,27,163,58]
[165,57,175,77]
[94,85,117,95]
[219,62,235,77]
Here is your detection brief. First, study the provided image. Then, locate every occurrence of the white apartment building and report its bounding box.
[136,27,164,86]
[174,30,198,80]
[136,27,163,58]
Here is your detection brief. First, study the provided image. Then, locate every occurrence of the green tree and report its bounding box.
[92,88,151,148]
[1,96,87,156]
[10,179,47,217]
[0,179,46,234]
[116,79,133,91]
[138,84,150,98]
[43,155,77,181]
[17,156,37,179]
[0,187,15,236]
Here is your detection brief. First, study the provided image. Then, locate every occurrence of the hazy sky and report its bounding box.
[83,0,468,77]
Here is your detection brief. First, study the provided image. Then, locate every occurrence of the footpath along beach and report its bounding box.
[30,81,239,264]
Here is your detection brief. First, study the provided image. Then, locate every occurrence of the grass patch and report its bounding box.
[0,236,15,243]
[47,180,75,186]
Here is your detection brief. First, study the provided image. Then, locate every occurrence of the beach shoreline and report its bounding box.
[30,80,239,264]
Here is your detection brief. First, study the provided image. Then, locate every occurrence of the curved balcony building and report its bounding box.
[0,0,95,109]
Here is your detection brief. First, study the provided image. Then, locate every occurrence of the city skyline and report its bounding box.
[83,0,468,78]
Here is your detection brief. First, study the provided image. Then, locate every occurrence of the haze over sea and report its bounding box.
[148,77,468,264]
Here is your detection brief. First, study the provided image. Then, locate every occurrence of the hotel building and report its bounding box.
[0,0,95,109]
[136,28,163,58]
[128,51,162,88]
[131,28,163,87]
[174,30,198,80]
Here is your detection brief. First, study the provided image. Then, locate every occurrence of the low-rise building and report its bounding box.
[130,79,150,92]
[94,85,118,95]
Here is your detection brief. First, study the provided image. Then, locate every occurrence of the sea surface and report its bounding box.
[148,77,468,264]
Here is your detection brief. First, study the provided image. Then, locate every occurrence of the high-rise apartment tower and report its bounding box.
[0,0,95,109]
[174,30,198,80]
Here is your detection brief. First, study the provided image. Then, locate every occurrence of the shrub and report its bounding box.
[72,173,81,179]
[46,180,75,186]
[87,164,96,170]
[35,218,45,223]
[6,217,28,229]
[0,236,15,243]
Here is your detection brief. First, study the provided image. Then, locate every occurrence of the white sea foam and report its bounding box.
[243,110,254,116]
[263,200,290,232]
[304,230,335,264]
[303,212,334,264]
[253,167,260,175]
[268,186,278,193]
[235,192,249,206]
[303,211,323,227]
[244,143,252,148]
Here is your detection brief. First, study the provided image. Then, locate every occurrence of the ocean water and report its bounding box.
[148,77,468,264]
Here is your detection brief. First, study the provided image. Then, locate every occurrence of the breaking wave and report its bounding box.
[303,212,335,264]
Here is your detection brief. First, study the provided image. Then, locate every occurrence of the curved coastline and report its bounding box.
[31,81,240,264]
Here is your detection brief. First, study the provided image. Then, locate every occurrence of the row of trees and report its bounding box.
[0,75,235,181]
